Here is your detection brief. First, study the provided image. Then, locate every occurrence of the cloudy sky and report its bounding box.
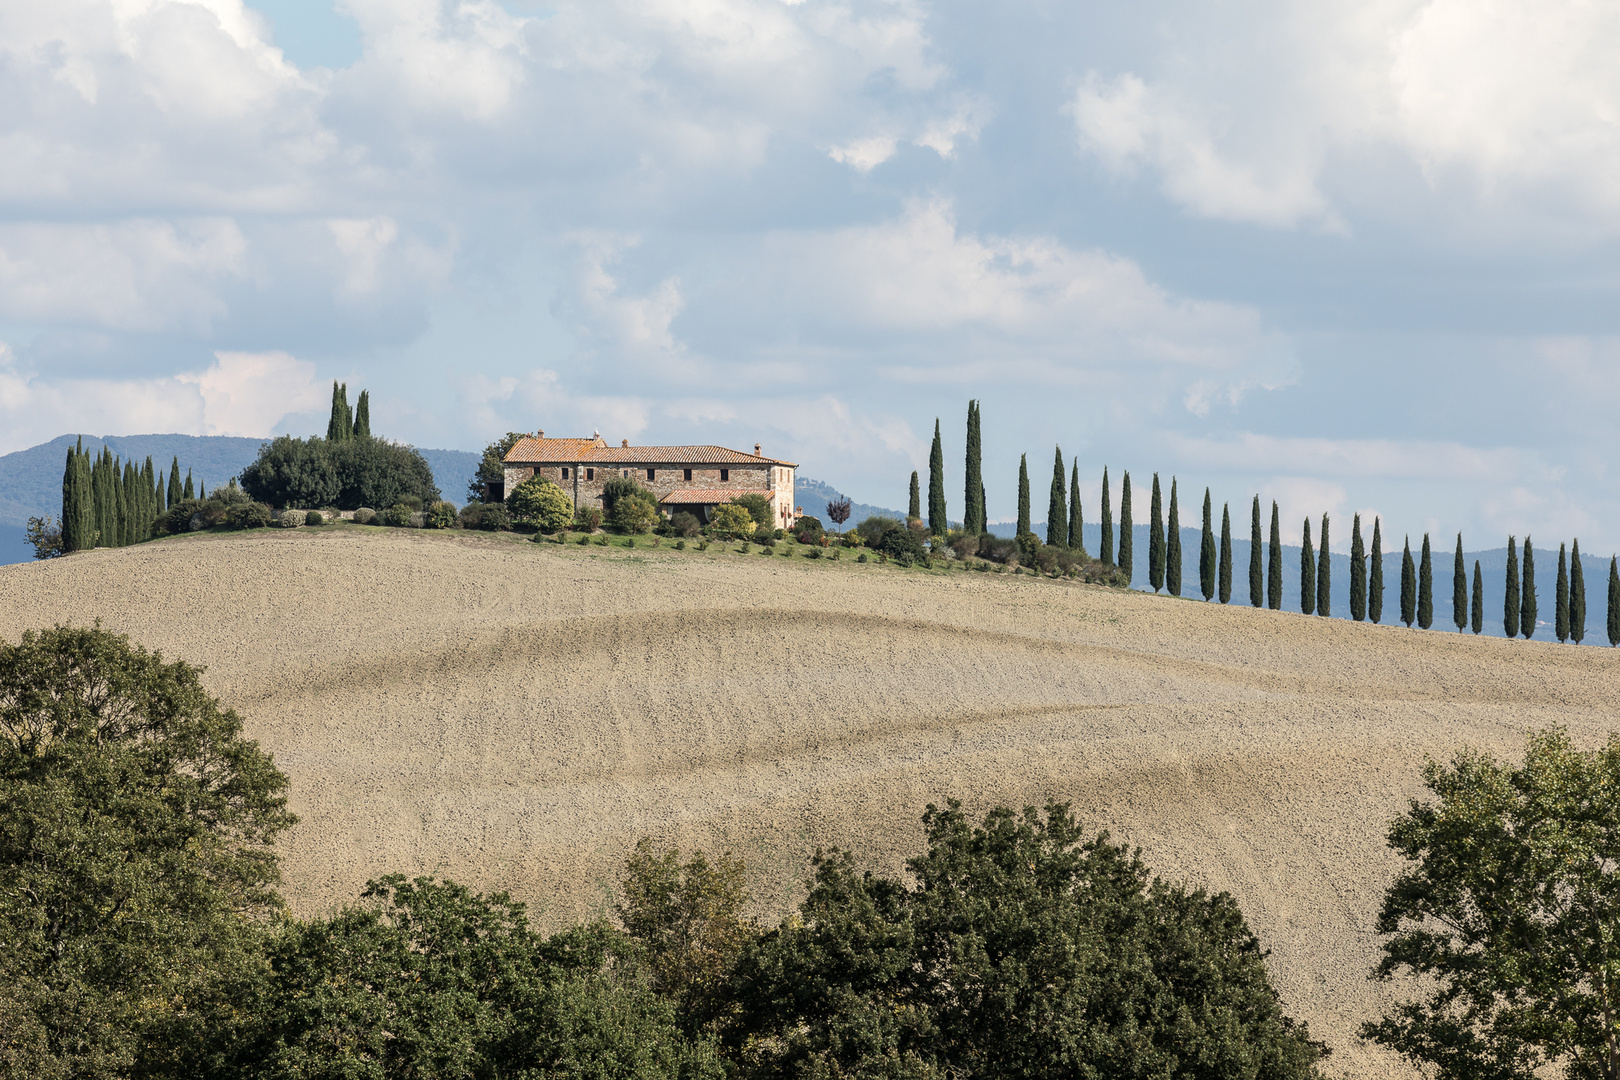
[3,0,1619,548]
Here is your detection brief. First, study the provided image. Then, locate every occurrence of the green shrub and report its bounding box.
[353,507,376,525]
[381,504,414,527]
[476,504,511,532]
[305,511,324,526]
[239,434,440,511]
[670,511,701,538]
[577,534,590,545]
[804,548,822,559]
[278,509,303,528]
[508,476,573,532]
[708,504,755,540]
[675,540,686,550]
[757,535,776,551]
[855,515,899,547]
[857,552,868,563]
[594,534,609,546]
[424,501,457,529]
[226,502,273,529]
[697,540,709,551]
[573,505,603,532]
[164,499,203,535]
[611,492,661,534]
[729,492,775,534]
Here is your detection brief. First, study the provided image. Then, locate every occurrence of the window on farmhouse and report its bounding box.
[647,468,655,481]
[683,468,692,482]
[562,467,570,479]
[720,469,729,482]
[586,468,594,481]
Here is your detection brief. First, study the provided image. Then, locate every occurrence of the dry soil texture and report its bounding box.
[5,527,1618,1076]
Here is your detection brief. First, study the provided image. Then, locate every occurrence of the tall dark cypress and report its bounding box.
[60,446,78,552]
[168,456,182,509]
[964,400,983,534]
[1218,503,1233,604]
[1199,488,1216,601]
[1556,543,1570,643]
[91,450,108,547]
[1417,533,1433,630]
[1099,468,1113,565]
[1317,514,1331,617]
[353,389,371,439]
[184,470,194,501]
[909,472,921,521]
[1571,540,1587,644]
[1300,518,1316,615]
[1370,518,1384,624]
[141,457,156,538]
[1047,447,1066,547]
[327,380,347,442]
[1504,537,1520,638]
[1118,472,1133,581]
[1166,480,1182,597]
[1472,561,1484,634]
[1609,557,1620,646]
[1400,537,1416,628]
[928,419,947,536]
[1068,464,1083,554]
[1016,455,1031,537]
[1452,534,1467,631]
[116,460,131,547]
[1148,474,1165,593]
[1522,536,1537,639]
[1267,501,1283,610]
[1350,514,1367,621]
[1249,496,1263,607]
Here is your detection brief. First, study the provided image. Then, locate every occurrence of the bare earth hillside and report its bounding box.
[5,527,1618,1076]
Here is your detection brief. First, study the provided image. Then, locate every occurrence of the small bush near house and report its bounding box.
[577,535,590,545]
[508,476,573,532]
[353,507,376,525]
[476,505,512,532]
[611,491,661,535]
[573,505,603,532]
[674,540,686,550]
[728,492,774,535]
[950,534,978,560]
[696,540,708,551]
[278,509,303,528]
[595,534,609,546]
[857,552,868,563]
[381,504,413,527]
[757,535,776,551]
[670,511,701,538]
[855,515,899,548]
[708,504,755,540]
[226,502,273,529]
[425,501,458,529]
[305,511,324,526]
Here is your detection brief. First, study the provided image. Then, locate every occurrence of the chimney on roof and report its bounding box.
[755,443,761,456]
[621,438,629,448]
[537,429,544,439]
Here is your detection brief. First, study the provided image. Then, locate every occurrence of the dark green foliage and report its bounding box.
[909,470,921,521]
[1556,543,1570,643]
[60,446,83,553]
[0,625,295,1079]
[1166,479,1182,597]
[1300,518,1316,616]
[1268,501,1283,610]
[1199,488,1216,601]
[1370,519,1385,624]
[729,800,1328,1080]
[928,419,947,536]
[168,456,182,510]
[1118,471,1133,580]
[1250,496,1264,607]
[184,470,194,501]
[964,400,984,534]
[240,435,440,511]
[24,516,63,559]
[351,389,371,439]
[304,511,323,526]
[1610,557,1619,646]
[1046,447,1066,547]
[1400,538,1416,627]
[1417,534,1432,630]
[470,432,527,503]
[1219,502,1233,604]
[1068,463,1083,553]
[1350,514,1367,621]
[1365,729,1620,1080]
[1149,473,1165,592]
[1100,467,1113,564]
[325,380,353,443]
[1317,514,1331,617]
[1452,534,1467,631]
[729,491,775,535]
[1472,561,1483,634]
[1016,454,1031,537]
[1505,537,1520,638]
[509,476,574,532]
[1521,536,1537,638]
[1571,540,1586,644]
[876,520,927,562]
[225,502,273,529]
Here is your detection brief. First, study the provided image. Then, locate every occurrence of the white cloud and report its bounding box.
[1168,432,1541,484]
[176,350,324,436]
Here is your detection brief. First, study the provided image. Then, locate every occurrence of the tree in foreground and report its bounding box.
[1610,557,1620,646]
[1118,471,1133,581]
[1251,495,1264,607]
[1522,536,1538,638]
[964,400,984,534]
[1370,517,1385,624]
[1166,479,1182,597]
[1417,533,1433,630]
[1317,514,1331,617]
[1350,514,1367,621]
[1366,728,1620,1080]
[1199,488,1216,601]
[1505,536,1521,638]
[1556,542,1571,643]
[1452,534,1467,631]
[1149,473,1165,593]
[1300,517,1316,615]
[1268,501,1283,610]
[1400,537,1416,627]
[1219,502,1233,604]
[1472,560,1484,634]
[0,625,297,1078]
[928,419,947,535]
[1016,454,1031,537]
[731,800,1329,1080]
[1100,467,1113,565]
[1572,540,1587,644]
[1046,448,1066,547]
[909,471,921,521]
[825,496,852,532]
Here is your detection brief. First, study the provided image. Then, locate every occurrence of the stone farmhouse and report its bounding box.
[500,432,799,528]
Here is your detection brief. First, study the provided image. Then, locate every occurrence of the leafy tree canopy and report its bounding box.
[239,435,440,511]
[470,433,528,503]
[508,475,574,532]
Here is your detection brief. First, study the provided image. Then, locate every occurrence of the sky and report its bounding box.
[3,0,1620,550]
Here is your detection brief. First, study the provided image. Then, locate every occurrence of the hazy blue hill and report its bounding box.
[794,477,906,526]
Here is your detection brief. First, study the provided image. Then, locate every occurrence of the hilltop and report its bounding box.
[3,525,1618,1076]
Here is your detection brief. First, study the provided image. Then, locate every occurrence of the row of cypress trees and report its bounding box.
[326,382,371,442]
[60,441,200,553]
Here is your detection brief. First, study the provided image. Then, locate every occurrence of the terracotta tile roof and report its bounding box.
[659,489,774,505]
[504,437,795,467]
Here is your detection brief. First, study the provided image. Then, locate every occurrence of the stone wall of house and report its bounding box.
[503,461,797,527]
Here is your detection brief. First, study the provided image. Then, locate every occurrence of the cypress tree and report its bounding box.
[1149,474,1165,593]
[1199,488,1216,601]
[1452,534,1467,631]
[964,400,983,534]
[1300,518,1315,615]
[184,470,194,501]
[90,450,107,547]
[1016,455,1031,537]
[1609,557,1620,646]
[1218,503,1233,604]
[1472,561,1484,634]
[1249,496,1263,607]
[1166,480,1182,597]
[1522,536,1537,639]
[75,446,94,550]
[1572,540,1587,644]
[1047,447,1066,547]
[1100,468,1113,565]
[928,420,947,535]
[1317,514,1331,617]
[1400,538,1416,627]
[168,456,182,509]
[327,381,346,442]
[1267,501,1283,610]
[1068,464,1083,554]
[1556,543,1570,643]
[115,460,130,547]
[1504,537,1520,638]
[60,446,79,552]
[1118,472,1133,581]
[1370,518,1384,624]
[353,389,371,438]
[1350,514,1366,621]
[909,471,921,521]
[1417,533,1433,630]
[141,457,156,538]
[198,478,206,499]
